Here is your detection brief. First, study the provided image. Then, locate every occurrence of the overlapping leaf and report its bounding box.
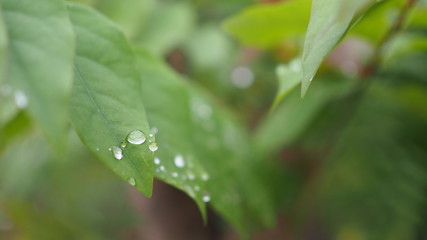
[136,50,279,235]
[1,0,75,151]
[67,3,154,197]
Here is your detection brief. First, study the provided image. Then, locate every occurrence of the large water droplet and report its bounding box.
[174,155,185,168]
[127,130,146,145]
[149,143,158,152]
[154,157,161,165]
[14,90,28,109]
[202,192,211,203]
[128,177,136,186]
[201,173,209,181]
[112,146,123,160]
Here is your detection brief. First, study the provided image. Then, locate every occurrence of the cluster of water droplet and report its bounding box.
[105,128,159,186]
[154,154,211,203]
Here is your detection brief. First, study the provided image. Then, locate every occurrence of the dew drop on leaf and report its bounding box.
[151,127,158,134]
[149,142,158,152]
[172,172,178,178]
[127,130,146,145]
[128,177,136,186]
[112,146,123,160]
[154,157,161,165]
[14,90,28,109]
[202,192,211,203]
[174,155,185,168]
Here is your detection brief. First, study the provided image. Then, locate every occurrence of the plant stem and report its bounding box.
[360,0,418,79]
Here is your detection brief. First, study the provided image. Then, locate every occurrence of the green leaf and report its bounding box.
[136,49,278,235]
[95,0,155,39]
[301,0,375,96]
[1,0,75,151]
[223,0,311,48]
[135,2,195,55]
[272,58,302,109]
[67,3,154,197]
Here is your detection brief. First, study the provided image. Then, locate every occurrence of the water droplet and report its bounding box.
[151,127,158,134]
[160,166,165,171]
[149,140,153,143]
[95,148,100,151]
[201,173,209,181]
[149,133,154,138]
[231,66,254,89]
[108,147,112,151]
[112,146,123,160]
[149,143,158,152]
[202,192,211,203]
[120,142,127,149]
[172,172,178,178]
[154,157,161,165]
[127,130,146,145]
[128,177,136,186]
[188,173,195,180]
[174,155,185,168]
[14,90,28,109]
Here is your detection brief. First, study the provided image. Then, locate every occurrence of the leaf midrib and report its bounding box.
[73,65,144,177]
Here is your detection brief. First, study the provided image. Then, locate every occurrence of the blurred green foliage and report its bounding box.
[1,0,427,239]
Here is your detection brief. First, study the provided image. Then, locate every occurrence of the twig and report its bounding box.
[360,0,418,79]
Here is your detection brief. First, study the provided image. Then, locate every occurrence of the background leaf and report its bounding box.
[301,0,375,96]
[223,0,311,49]
[1,0,75,151]
[136,49,281,235]
[67,3,154,197]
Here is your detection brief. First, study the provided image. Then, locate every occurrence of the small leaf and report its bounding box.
[67,3,154,197]
[223,0,311,48]
[301,0,376,96]
[1,0,75,151]
[271,58,303,109]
